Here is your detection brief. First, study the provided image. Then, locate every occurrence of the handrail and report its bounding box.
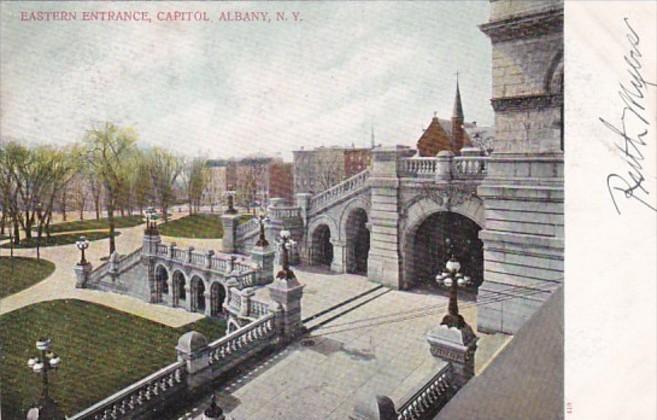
[396,364,453,420]
[208,312,276,365]
[452,156,488,179]
[236,217,259,237]
[68,361,186,420]
[308,169,370,214]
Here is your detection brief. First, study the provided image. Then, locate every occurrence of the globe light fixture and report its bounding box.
[75,236,90,265]
[276,230,296,281]
[26,337,62,417]
[435,239,472,329]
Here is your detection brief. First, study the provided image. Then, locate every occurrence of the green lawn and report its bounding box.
[43,215,144,234]
[0,257,56,299]
[159,214,224,239]
[0,300,226,419]
[0,231,119,249]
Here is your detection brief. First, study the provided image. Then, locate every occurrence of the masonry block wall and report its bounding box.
[477,0,564,334]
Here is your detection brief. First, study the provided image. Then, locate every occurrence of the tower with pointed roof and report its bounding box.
[451,75,465,153]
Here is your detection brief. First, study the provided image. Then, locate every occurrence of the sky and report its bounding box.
[1,1,493,161]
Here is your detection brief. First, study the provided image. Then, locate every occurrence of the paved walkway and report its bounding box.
[182,286,509,420]
[0,216,205,327]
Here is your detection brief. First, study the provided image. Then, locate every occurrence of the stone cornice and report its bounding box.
[490,94,562,112]
[480,8,563,42]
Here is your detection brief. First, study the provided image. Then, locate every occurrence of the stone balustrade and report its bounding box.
[68,361,187,420]
[269,206,302,220]
[236,217,260,237]
[398,156,488,180]
[396,364,454,420]
[308,169,370,214]
[452,156,488,179]
[208,313,277,367]
[399,157,438,177]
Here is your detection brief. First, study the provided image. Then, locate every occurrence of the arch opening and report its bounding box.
[210,282,226,317]
[172,271,186,307]
[311,224,333,267]
[190,276,206,313]
[155,265,169,302]
[345,208,369,275]
[405,212,483,291]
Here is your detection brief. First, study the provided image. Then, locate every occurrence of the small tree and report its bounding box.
[146,147,183,222]
[182,158,209,215]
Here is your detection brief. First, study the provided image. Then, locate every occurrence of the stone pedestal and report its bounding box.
[268,276,304,338]
[176,331,211,390]
[142,231,161,257]
[435,150,454,180]
[74,262,92,288]
[426,322,478,389]
[250,245,275,285]
[221,213,241,253]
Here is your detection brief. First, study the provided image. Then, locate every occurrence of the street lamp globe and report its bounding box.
[445,257,461,274]
[280,230,291,240]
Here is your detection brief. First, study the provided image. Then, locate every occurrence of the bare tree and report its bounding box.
[315,153,344,191]
[146,147,183,222]
[84,122,137,256]
[182,158,209,215]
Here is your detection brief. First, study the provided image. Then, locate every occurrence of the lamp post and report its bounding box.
[26,337,62,418]
[144,207,160,234]
[276,230,296,281]
[255,214,270,247]
[435,239,472,329]
[35,202,43,261]
[75,236,90,265]
[9,231,15,273]
[225,190,237,215]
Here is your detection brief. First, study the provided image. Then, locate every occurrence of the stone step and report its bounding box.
[303,285,390,332]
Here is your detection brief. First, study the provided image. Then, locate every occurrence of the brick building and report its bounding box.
[416,82,494,156]
[206,156,294,207]
[293,146,372,195]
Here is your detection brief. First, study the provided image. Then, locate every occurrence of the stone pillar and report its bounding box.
[176,331,211,390]
[221,213,241,253]
[184,284,192,312]
[250,245,275,285]
[477,1,564,334]
[295,193,312,227]
[330,239,347,273]
[142,230,161,257]
[435,150,454,180]
[367,146,414,289]
[268,275,304,338]
[203,291,212,317]
[168,242,176,258]
[74,262,92,288]
[206,250,215,269]
[426,322,478,390]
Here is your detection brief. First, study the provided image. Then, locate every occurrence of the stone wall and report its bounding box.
[477,0,564,334]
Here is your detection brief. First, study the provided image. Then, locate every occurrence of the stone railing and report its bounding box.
[88,261,110,284]
[249,298,271,318]
[236,217,260,237]
[396,364,454,420]
[398,156,488,180]
[68,361,187,420]
[270,206,302,220]
[156,243,168,256]
[115,248,143,273]
[452,156,488,179]
[399,157,438,178]
[308,169,370,214]
[208,312,277,367]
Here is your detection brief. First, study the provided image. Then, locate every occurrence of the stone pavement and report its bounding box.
[184,286,509,420]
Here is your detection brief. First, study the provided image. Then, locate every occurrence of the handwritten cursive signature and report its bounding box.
[600,17,656,215]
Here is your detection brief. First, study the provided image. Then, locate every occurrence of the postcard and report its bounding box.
[0,1,655,419]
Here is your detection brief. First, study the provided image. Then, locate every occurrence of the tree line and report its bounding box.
[0,122,212,256]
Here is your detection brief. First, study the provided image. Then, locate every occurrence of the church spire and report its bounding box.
[453,72,464,120]
[370,122,375,148]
